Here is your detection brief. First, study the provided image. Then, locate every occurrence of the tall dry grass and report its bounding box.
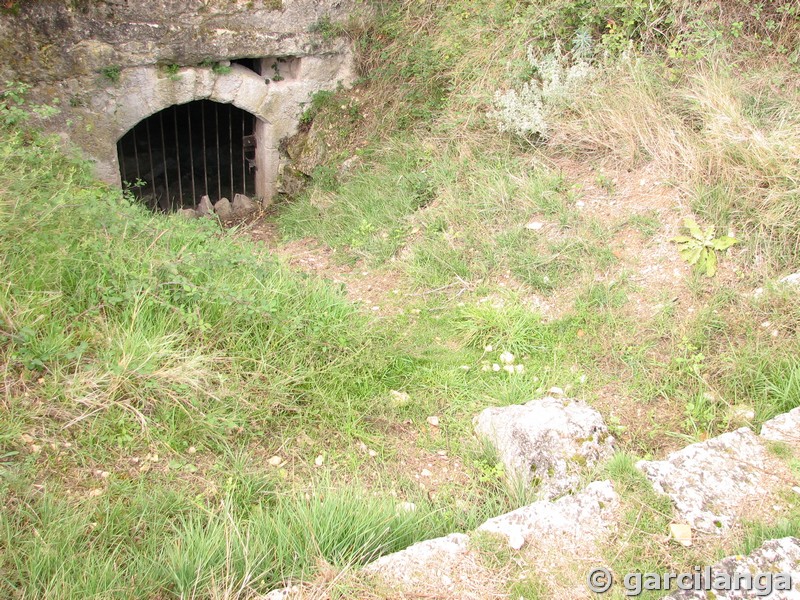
[550,57,800,274]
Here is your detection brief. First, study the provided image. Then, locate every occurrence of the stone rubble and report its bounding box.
[232,193,258,219]
[214,197,233,221]
[473,397,615,499]
[262,399,800,599]
[196,194,214,216]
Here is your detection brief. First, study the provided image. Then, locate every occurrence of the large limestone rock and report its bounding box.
[664,537,800,599]
[362,533,474,594]
[477,480,619,551]
[636,428,777,533]
[761,407,800,447]
[473,397,615,498]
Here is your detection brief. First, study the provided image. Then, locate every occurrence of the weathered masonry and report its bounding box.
[0,0,356,209]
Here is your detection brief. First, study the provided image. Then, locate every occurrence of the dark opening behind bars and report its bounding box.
[117,100,257,212]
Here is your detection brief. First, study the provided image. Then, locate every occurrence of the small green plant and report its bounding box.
[270,62,284,82]
[671,218,738,277]
[163,63,181,81]
[100,65,121,84]
[309,15,345,41]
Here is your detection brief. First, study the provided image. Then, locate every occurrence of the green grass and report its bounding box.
[0,475,455,598]
[4,0,800,595]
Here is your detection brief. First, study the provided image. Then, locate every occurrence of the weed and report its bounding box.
[671,218,738,277]
[99,65,121,84]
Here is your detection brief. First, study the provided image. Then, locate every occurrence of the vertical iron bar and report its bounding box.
[229,104,234,200]
[201,102,208,197]
[187,103,196,203]
[119,139,128,188]
[241,111,247,197]
[215,102,222,201]
[146,120,156,209]
[160,111,170,211]
[133,128,141,198]
[173,105,183,206]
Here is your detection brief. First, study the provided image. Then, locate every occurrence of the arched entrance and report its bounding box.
[117,100,258,211]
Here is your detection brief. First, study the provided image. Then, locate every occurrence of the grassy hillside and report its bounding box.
[2,1,800,598]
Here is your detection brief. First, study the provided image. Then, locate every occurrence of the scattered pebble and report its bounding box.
[268,455,283,467]
[420,468,432,477]
[187,446,197,454]
[426,416,440,427]
[396,501,417,513]
[314,455,324,467]
[548,386,565,397]
[368,449,378,457]
[670,523,692,547]
[525,221,544,231]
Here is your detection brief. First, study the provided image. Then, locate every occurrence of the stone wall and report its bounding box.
[0,0,356,202]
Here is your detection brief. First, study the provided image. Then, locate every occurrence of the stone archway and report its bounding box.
[104,64,279,203]
[86,53,354,205]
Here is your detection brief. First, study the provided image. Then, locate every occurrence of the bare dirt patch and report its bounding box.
[243,215,412,316]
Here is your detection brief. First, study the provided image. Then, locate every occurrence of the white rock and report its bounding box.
[525,221,544,231]
[664,537,800,599]
[637,428,775,533]
[670,523,693,547]
[548,386,565,396]
[362,533,470,589]
[263,585,300,600]
[473,397,615,498]
[760,407,800,446]
[268,455,283,467]
[778,272,800,287]
[477,480,619,551]
[396,502,417,513]
[314,455,324,467]
[426,415,440,427]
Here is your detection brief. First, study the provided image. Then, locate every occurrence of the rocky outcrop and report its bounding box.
[636,428,781,533]
[664,537,800,599]
[473,397,615,498]
[761,407,800,447]
[362,533,473,593]
[477,480,619,550]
